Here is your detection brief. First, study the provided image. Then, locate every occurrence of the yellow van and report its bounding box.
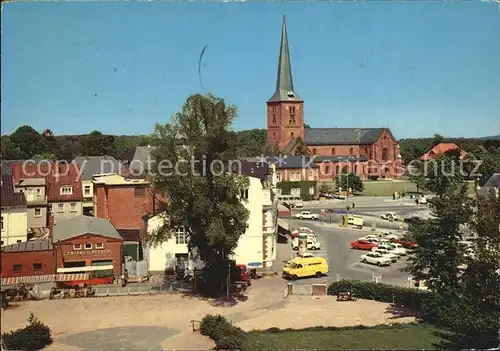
[282,257,328,280]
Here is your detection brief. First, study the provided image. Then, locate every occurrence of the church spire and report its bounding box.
[268,15,302,102]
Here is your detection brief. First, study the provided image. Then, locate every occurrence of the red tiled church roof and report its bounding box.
[420,143,467,161]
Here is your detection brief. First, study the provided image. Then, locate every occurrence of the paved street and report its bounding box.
[279,219,413,287]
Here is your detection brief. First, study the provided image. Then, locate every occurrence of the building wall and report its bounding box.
[27,206,48,228]
[94,184,154,230]
[54,234,123,276]
[1,250,53,277]
[147,176,268,272]
[275,168,320,182]
[82,180,93,199]
[51,201,83,224]
[1,207,28,246]
[232,176,264,267]
[267,102,305,147]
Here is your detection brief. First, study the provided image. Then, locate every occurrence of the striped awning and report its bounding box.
[2,273,89,286]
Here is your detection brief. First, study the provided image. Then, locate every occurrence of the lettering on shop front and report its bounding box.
[63,249,111,257]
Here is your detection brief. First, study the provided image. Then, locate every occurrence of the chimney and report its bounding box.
[48,214,55,240]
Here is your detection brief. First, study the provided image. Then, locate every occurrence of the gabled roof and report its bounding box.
[73,156,122,181]
[304,128,391,146]
[1,160,24,175]
[1,174,26,207]
[1,239,52,253]
[267,155,319,169]
[53,215,123,242]
[420,143,466,161]
[235,161,270,180]
[131,146,157,172]
[267,15,302,103]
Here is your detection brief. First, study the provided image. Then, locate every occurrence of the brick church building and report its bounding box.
[266,16,402,181]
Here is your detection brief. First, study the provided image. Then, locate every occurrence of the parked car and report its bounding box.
[299,227,314,233]
[371,248,398,262]
[294,211,319,220]
[307,240,321,250]
[351,240,378,250]
[360,252,392,266]
[415,196,428,205]
[404,214,424,224]
[381,212,398,221]
[389,243,407,255]
[298,252,315,258]
[347,215,364,228]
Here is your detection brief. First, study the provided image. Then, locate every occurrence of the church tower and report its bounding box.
[266,15,304,149]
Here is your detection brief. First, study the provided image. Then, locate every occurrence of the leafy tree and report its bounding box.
[234,129,266,157]
[33,152,57,161]
[264,142,281,156]
[303,123,311,129]
[318,182,332,195]
[1,136,20,159]
[407,162,426,193]
[430,133,444,148]
[424,153,464,196]
[10,125,47,159]
[292,138,309,156]
[84,130,115,156]
[41,129,60,159]
[336,171,363,193]
[148,93,250,295]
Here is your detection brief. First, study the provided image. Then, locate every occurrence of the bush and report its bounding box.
[200,314,247,350]
[327,280,441,319]
[368,175,379,181]
[2,312,53,351]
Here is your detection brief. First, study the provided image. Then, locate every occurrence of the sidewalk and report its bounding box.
[257,241,295,276]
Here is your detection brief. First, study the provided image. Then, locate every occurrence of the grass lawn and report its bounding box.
[358,180,477,196]
[247,324,448,350]
[360,180,419,196]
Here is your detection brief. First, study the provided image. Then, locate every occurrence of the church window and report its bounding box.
[291,132,295,138]
[354,165,358,174]
[349,148,354,154]
[325,166,330,175]
[331,148,336,155]
[273,132,276,140]
[271,107,277,125]
[312,148,317,155]
[289,106,296,124]
[382,148,389,162]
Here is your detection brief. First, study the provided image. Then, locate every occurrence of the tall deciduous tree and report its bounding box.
[424,153,464,196]
[148,93,250,294]
[336,171,364,193]
[10,125,47,159]
[42,129,60,159]
[1,136,20,159]
[84,130,115,156]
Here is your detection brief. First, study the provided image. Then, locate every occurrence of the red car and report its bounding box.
[350,240,378,250]
[391,238,418,248]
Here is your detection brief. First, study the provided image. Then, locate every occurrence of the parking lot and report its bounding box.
[283,219,413,287]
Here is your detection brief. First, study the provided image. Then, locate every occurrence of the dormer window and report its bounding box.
[60,186,73,195]
[287,92,295,98]
[289,106,296,124]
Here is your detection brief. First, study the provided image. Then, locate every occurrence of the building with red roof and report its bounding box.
[420,143,467,161]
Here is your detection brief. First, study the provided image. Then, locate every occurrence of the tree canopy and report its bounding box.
[147,93,250,294]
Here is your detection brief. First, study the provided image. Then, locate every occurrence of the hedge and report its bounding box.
[2,312,53,351]
[200,314,247,350]
[327,280,444,324]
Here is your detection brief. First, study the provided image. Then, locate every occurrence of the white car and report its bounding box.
[389,243,407,256]
[360,252,392,266]
[371,248,398,262]
[299,227,313,233]
[298,252,315,258]
[294,211,319,220]
[307,240,321,250]
[358,237,379,244]
[381,212,398,221]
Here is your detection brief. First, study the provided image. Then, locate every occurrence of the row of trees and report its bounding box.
[404,150,500,348]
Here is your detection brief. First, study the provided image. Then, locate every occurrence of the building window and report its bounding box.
[365,147,369,154]
[291,132,295,138]
[16,240,22,243]
[84,243,92,250]
[273,132,276,140]
[308,172,313,180]
[354,165,358,174]
[95,243,104,249]
[331,148,336,155]
[1,216,4,231]
[276,173,281,182]
[70,203,77,212]
[175,228,187,245]
[33,263,42,271]
[84,185,91,196]
[60,186,73,195]
[134,187,145,197]
[325,166,330,175]
[382,148,389,162]
[295,172,301,181]
[241,189,249,200]
[34,208,42,218]
[349,148,354,154]
[36,188,42,196]
[272,107,277,125]
[1,241,4,246]
[57,203,64,212]
[73,244,82,250]
[289,106,296,124]
[13,264,22,273]
[312,148,317,155]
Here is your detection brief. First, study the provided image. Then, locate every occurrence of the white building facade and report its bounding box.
[145,164,278,273]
